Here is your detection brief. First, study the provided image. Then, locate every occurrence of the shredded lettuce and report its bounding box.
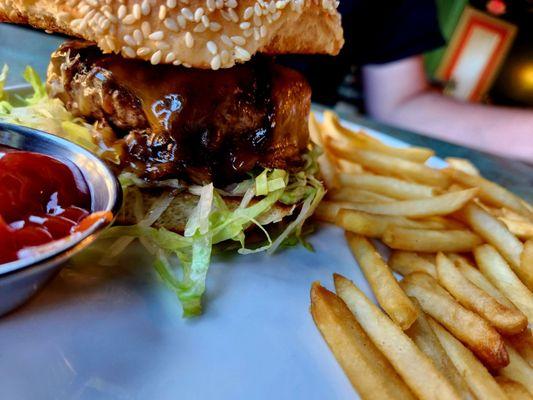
[0,65,117,162]
[0,66,325,317]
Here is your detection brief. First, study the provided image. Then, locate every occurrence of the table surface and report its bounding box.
[1,24,532,201]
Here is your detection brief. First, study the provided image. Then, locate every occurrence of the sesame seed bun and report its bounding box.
[0,0,344,69]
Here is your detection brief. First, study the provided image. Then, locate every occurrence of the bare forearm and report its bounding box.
[362,56,533,162]
[378,91,533,162]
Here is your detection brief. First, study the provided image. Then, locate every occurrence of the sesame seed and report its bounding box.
[206,0,215,11]
[260,25,267,37]
[253,15,261,26]
[79,4,90,14]
[215,0,223,8]
[133,29,143,44]
[133,4,141,19]
[122,46,136,58]
[243,7,253,19]
[210,54,221,70]
[166,52,176,62]
[182,63,191,68]
[231,35,245,45]
[206,41,218,54]
[123,14,136,24]
[177,15,187,28]
[173,60,182,65]
[221,34,233,47]
[137,47,151,56]
[228,8,238,22]
[194,7,204,22]
[150,50,162,65]
[243,28,253,37]
[105,36,116,51]
[254,3,261,15]
[254,28,260,40]
[164,18,179,31]
[268,1,276,13]
[193,24,206,32]
[181,8,194,20]
[220,11,231,21]
[167,0,177,8]
[201,15,209,27]
[149,31,165,40]
[275,0,287,9]
[226,0,237,8]
[124,34,136,46]
[156,41,170,49]
[100,18,111,31]
[234,46,251,61]
[209,22,221,31]
[271,10,281,20]
[141,21,151,37]
[185,31,194,48]
[181,0,190,3]
[239,22,251,30]
[159,5,167,20]
[104,10,118,23]
[141,0,151,15]
[220,50,229,63]
[117,4,127,19]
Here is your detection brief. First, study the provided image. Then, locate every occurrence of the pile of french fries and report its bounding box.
[310,111,533,400]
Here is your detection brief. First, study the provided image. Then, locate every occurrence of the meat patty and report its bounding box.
[46,41,311,184]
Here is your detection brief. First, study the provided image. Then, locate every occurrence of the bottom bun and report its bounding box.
[117,189,295,234]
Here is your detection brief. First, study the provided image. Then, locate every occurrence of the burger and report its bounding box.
[0,0,343,316]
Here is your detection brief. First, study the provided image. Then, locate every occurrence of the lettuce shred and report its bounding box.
[0,66,325,317]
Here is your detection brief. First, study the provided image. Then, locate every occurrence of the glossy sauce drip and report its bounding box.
[100,57,273,183]
[0,147,92,264]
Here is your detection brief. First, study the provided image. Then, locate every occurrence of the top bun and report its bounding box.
[0,0,344,69]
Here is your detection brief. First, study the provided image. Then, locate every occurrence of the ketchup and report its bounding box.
[0,146,93,264]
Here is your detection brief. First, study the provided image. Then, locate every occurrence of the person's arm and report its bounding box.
[362,56,533,162]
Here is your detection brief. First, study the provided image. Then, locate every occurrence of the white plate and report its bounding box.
[0,104,446,399]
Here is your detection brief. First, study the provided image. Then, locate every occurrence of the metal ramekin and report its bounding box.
[0,122,122,316]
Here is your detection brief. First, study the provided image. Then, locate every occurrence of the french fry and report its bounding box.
[501,218,533,240]
[499,342,533,395]
[310,282,417,400]
[334,274,461,400]
[382,227,483,253]
[345,233,418,329]
[405,299,474,400]
[336,209,451,238]
[400,272,509,370]
[474,244,533,322]
[308,111,322,145]
[428,318,510,400]
[454,256,517,309]
[446,168,533,219]
[445,157,480,176]
[435,253,527,335]
[520,241,533,291]
[332,189,477,218]
[309,113,339,189]
[495,377,533,400]
[329,188,396,203]
[323,111,434,162]
[328,145,450,188]
[462,203,526,281]
[388,251,437,278]
[314,200,344,223]
[507,329,533,368]
[337,159,364,175]
[338,173,437,200]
